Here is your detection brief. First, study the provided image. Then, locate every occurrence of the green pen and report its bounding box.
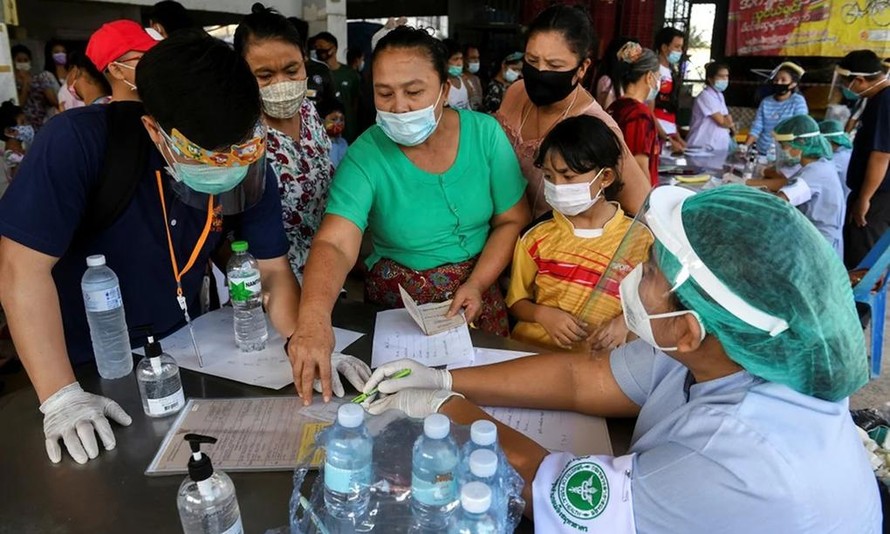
[351,368,412,403]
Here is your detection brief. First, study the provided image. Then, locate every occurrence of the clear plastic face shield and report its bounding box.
[579,186,790,352]
[828,66,889,104]
[156,120,268,216]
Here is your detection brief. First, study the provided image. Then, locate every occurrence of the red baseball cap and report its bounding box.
[86,20,158,72]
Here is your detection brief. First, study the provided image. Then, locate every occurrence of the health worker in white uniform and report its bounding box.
[359,184,882,533]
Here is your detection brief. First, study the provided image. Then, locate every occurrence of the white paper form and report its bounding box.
[146,397,331,475]
[371,307,475,368]
[398,285,466,335]
[136,307,365,389]
[482,406,613,456]
[447,348,537,370]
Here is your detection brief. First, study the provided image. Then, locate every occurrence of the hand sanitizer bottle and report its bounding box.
[136,334,185,417]
[177,434,243,534]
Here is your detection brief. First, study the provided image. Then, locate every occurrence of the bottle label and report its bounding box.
[412,473,457,506]
[324,462,371,494]
[83,286,123,312]
[228,273,261,303]
[220,516,243,534]
[146,388,185,416]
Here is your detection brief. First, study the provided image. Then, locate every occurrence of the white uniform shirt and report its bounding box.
[606,341,881,533]
[687,86,731,152]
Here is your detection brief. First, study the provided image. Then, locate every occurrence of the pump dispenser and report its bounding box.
[177,434,243,534]
[135,331,185,417]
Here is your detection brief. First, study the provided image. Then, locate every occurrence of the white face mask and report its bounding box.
[260,79,307,119]
[543,168,605,216]
[646,73,660,102]
[375,88,444,147]
[14,61,31,72]
[619,264,706,352]
[505,68,520,83]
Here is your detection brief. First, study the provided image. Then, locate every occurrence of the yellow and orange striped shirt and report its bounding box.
[506,204,651,349]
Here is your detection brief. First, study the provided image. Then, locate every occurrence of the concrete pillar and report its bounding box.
[303,0,347,63]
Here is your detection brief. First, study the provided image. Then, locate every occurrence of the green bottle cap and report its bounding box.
[231,241,248,253]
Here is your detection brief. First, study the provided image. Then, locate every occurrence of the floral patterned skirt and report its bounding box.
[365,257,509,337]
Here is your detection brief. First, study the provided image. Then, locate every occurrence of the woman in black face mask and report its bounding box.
[743,62,809,156]
[494,5,650,218]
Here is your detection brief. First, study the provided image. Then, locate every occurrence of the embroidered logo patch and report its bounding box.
[552,461,609,521]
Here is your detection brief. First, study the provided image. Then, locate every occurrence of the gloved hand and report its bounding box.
[361,358,452,396]
[40,382,132,464]
[363,388,463,418]
[313,352,372,398]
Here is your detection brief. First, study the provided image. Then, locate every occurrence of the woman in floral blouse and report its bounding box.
[235,5,334,281]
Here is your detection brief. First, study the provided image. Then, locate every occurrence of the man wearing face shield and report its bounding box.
[0,31,301,466]
[836,50,890,268]
[358,185,880,532]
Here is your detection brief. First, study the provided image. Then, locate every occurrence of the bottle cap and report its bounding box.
[145,335,163,359]
[230,241,249,253]
[184,434,217,482]
[469,449,498,478]
[86,255,106,267]
[337,403,365,428]
[460,481,491,514]
[471,420,497,446]
[424,413,450,440]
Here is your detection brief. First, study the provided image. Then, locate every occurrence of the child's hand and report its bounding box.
[535,306,588,348]
[586,314,629,351]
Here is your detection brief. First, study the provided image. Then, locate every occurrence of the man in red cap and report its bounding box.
[86,20,157,102]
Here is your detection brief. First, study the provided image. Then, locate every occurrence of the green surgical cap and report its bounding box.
[774,115,834,160]
[653,185,867,401]
[819,119,853,149]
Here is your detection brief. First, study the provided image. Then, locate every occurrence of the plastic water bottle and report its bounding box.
[465,450,504,528]
[324,404,373,520]
[767,142,778,164]
[412,414,461,529]
[450,482,497,534]
[81,255,132,379]
[226,241,267,352]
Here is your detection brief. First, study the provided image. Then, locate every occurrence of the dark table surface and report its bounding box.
[0,299,634,533]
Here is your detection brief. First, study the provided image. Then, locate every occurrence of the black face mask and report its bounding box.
[771,82,791,96]
[522,60,579,107]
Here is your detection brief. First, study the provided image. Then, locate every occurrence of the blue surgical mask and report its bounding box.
[505,68,520,83]
[159,132,250,194]
[8,124,34,146]
[448,65,463,78]
[646,76,659,102]
[376,89,444,147]
[467,61,480,74]
[781,148,801,166]
[714,80,729,92]
[842,85,860,101]
[668,51,682,65]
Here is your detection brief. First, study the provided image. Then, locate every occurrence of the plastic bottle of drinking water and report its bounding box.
[412,414,461,530]
[324,404,373,520]
[226,241,267,352]
[465,450,505,529]
[767,142,778,164]
[81,255,132,379]
[450,482,498,534]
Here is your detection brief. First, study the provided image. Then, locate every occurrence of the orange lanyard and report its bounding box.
[155,171,214,297]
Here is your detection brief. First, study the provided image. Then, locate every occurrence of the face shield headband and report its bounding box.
[157,121,268,215]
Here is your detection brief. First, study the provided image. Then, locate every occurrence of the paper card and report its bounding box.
[371,307,475,368]
[482,406,613,456]
[398,284,465,336]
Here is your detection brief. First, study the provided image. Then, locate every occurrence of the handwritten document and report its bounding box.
[482,406,612,456]
[399,285,466,335]
[447,348,537,370]
[136,307,365,390]
[146,397,331,475]
[372,307,475,368]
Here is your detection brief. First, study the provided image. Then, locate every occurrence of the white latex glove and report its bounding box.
[313,352,372,398]
[40,382,132,464]
[361,358,452,396]
[363,388,463,418]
